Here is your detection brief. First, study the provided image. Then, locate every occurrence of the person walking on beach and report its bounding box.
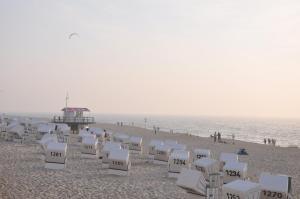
[153,126,157,135]
[214,132,217,143]
[232,134,235,144]
[217,132,221,142]
[264,138,266,144]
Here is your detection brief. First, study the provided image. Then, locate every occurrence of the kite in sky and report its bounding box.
[68,32,79,39]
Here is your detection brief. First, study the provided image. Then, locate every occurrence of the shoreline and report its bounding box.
[95,122,298,148]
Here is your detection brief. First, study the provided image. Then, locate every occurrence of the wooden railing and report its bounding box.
[52,116,95,124]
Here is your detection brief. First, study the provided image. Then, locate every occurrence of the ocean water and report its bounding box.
[5,112,300,147]
[94,114,300,147]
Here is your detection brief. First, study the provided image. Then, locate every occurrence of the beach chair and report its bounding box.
[167,143,187,152]
[39,134,58,151]
[108,148,131,176]
[222,180,261,199]
[101,142,122,164]
[168,150,190,178]
[89,127,105,142]
[259,172,292,199]
[45,142,67,169]
[113,133,129,142]
[219,152,238,171]
[207,172,223,199]
[81,136,99,158]
[78,130,96,142]
[176,168,207,196]
[193,158,219,180]
[223,161,248,183]
[148,139,164,155]
[193,149,211,161]
[154,144,172,164]
[165,139,178,145]
[36,123,55,140]
[113,133,129,149]
[128,136,143,154]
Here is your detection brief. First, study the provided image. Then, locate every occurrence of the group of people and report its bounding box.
[263,138,277,146]
[153,126,160,135]
[116,122,123,126]
[212,131,222,143]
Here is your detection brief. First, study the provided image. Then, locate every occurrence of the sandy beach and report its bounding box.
[0,123,299,198]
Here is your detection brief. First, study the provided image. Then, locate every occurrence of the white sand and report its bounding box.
[0,123,299,198]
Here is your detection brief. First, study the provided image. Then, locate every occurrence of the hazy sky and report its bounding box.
[1,0,300,118]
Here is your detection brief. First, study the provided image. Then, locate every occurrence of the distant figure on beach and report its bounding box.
[217,132,221,142]
[264,138,267,144]
[214,132,217,143]
[232,134,235,144]
[153,126,157,135]
[268,138,271,144]
[271,139,276,146]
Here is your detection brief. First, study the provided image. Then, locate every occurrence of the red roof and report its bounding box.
[62,107,90,112]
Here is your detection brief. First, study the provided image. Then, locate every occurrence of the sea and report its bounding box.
[5,112,300,147]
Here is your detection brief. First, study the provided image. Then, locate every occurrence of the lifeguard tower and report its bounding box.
[52,107,95,133]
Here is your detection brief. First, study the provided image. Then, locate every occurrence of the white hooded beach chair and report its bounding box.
[55,124,70,143]
[78,130,96,142]
[176,168,207,196]
[223,161,248,183]
[129,136,143,153]
[259,172,292,199]
[89,127,105,142]
[220,152,238,170]
[193,158,219,180]
[101,142,122,164]
[39,134,58,152]
[167,143,187,152]
[113,133,129,149]
[81,136,99,158]
[168,150,190,178]
[113,133,129,143]
[193,149,211,161]
[36,123,55,140]
[165,139,178,145]
[148,139,164,155]
[154,144,172,164]
[222,180,261,199]
[45,142,67,169]
[5,123,24,142]
[108,149,131,176]
[0,124,6,140]
[207,172,223,198]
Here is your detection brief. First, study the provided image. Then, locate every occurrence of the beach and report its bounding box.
[0,123,299,198]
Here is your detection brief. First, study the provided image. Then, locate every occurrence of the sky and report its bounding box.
[0,0,300,118]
